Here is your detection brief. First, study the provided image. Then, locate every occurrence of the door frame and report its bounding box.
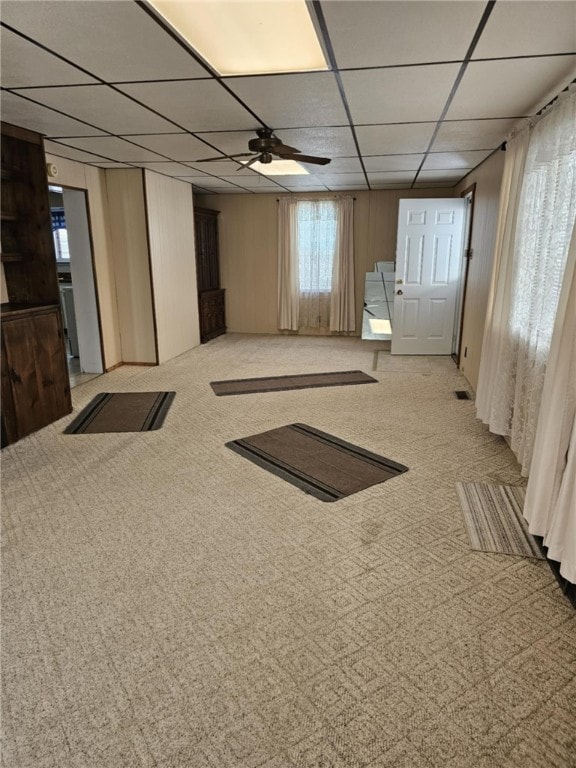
[452,183,476,366]
[49,183,106,375]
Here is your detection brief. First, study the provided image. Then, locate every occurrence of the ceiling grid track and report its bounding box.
[0,18,292,193]
[411,0,498,188]
[310,0,372,190]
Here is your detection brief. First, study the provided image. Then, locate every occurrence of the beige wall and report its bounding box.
[44,154,123,369]
[106,169,157,364]
[144,171,200,364]
[195,188,450,335]
[455,150,506,391]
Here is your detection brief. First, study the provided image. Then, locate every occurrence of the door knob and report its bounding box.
[396,289,403,296]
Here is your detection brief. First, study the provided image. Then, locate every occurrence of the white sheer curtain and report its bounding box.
[523,225,576,583]
[476,125,531,419]
[330,196,356,332]
[297,200,336,330]
[277,197,355,333]
[277,198,299,331]
[476,89,576,475]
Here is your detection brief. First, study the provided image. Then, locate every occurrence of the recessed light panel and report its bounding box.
[148,0,328,76]
[242,159,309,175]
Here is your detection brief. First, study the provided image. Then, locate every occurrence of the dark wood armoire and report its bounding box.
[194,206,226,343]
[1,122,72,447]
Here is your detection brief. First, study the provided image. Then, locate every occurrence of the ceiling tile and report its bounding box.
[192,131,258,157]
[371,184,412,190]
[367,172,417,184]
[0,28,97,88]
[310,157,362,175]
[323,1,486,68]
[0,91,106,137]
[223,73,348,128]
[118,81,257,132]
[341,64,460,123]
[267,127,357,158]
[184,160,257,176]
[432,119,518,152]
[284,186,330,192]
[423,150,493,170]
[0,0,207,81]
[175,174,225,184]
[89,162,132,169]
[58,137,167,162]
[181,176,250,190]
[363,154,424,172]
[446,56,576,120]
[126,133,218,162]
[327,184,369,191]
[413,181,457,189]
[417,170,470,182]
[205,188,254,194]
[284,180,330,188]
[356,123,436,155]
[219,175,285,189]
[319,173,367,186]
[474,1,576,59]
[13,85,177,134]
[138,162,204,176]
[44,140,110,164]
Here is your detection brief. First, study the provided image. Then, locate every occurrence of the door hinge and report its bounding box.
[465,248,473,259]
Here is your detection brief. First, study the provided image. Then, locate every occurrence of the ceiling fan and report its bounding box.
[195,128,331,168]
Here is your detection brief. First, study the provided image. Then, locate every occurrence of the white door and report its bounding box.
[392,198,466,355]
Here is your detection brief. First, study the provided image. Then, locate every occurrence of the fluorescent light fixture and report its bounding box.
[369,318,392,335]
[241,159,309,176]
[147,0,328,76]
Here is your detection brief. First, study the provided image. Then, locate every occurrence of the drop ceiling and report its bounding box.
[1,0,574,194]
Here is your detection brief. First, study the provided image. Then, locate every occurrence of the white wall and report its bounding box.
[455,150,506,390]
[105,169,157,364]
[144,171,200,363]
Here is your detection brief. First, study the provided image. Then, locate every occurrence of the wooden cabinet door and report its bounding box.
[194,209,220,291]
[2,308,71,441]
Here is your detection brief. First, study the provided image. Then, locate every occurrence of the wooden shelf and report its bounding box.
[1,167,24,182]
[1,252,30,263]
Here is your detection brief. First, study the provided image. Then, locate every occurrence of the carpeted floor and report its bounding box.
[1,334,575,768]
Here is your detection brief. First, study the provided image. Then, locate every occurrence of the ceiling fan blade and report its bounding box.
[195,153,255,162]
[240,155,262,169]
[272,144,301,155]
[281,154,331,166]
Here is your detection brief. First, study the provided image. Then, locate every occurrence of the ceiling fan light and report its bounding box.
[147,1,328,76]
[241,159,310,176]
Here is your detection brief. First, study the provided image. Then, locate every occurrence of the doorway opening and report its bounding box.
[49,185,104,387]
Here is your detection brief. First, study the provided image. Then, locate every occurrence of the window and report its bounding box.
[278,196,355,333]
[296,200,337,292]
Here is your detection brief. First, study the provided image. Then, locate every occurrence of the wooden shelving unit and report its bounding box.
[194,206,226,343]
[1,122,72,447]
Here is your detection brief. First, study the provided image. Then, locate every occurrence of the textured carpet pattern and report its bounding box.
[456,483,544,559]
[1,334,575,768]
[210,370,377,396]
[64,391,175,433]
[375,351,458,374]
[226,422,408,501]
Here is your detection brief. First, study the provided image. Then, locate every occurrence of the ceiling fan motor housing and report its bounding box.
[248,134,282,153]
